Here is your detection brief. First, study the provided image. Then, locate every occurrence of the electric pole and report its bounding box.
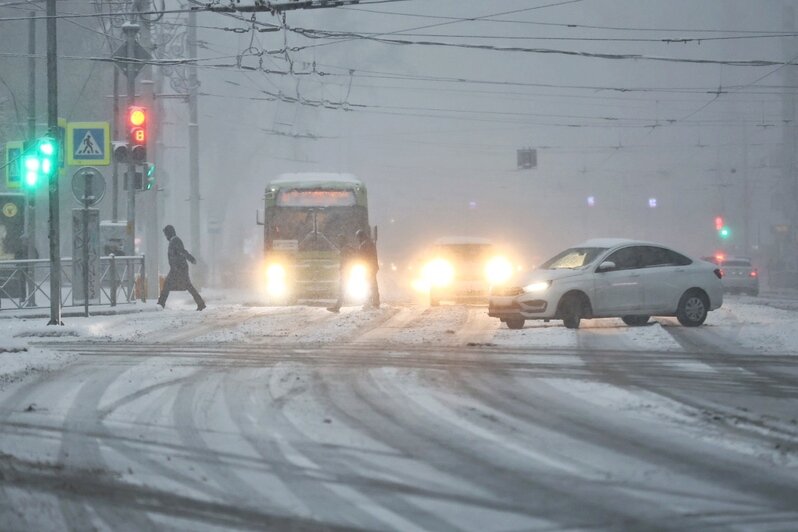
[188,9,201,270]
[46,0,61,325]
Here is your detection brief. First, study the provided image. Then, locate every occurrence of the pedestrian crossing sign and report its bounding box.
[67,122,110,166]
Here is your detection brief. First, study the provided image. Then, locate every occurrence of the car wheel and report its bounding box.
[622,315,650,326]
[560,294,587,329]
[676,290,708,327]
[506,318,525,330]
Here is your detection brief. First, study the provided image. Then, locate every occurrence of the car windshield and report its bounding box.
[437,244,492,261]
[540,247,608,269]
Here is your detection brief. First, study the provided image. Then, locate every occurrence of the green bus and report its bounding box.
[259,173,372,302]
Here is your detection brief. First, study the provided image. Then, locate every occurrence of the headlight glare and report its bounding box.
[346,263,369,302]
[485,256,513,285]
[422,259,454,288]
[266,263,288,297]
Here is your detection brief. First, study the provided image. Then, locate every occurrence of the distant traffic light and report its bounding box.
[127,106,147,162]
[21,136,58,189]
[715,216,731,239]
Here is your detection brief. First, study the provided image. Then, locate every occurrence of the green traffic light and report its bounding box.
[20,136,59,190]
[39,140,55,156]
[719,226,731,239]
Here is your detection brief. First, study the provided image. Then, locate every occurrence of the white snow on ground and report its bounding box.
[0,298,798,465]
[704,297,798,354]
[1,296,797,402]
[542,377,798,467]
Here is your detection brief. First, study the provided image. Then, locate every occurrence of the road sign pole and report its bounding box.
[83,172,92,317]
[46,0,62,325]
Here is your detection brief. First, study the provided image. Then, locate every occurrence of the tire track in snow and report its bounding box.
[222,367,398,530]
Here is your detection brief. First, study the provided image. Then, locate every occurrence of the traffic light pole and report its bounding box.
[46,0,62,325]
[112,67,120,222]
[123,23,139,262]
[27,11,37,306]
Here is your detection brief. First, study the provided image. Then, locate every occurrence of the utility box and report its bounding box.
[517,148,537,169]
[0,193,25,259]
[100,220,127,256]
[0,193,27,301]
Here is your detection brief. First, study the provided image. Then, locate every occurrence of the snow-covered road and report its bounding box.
[0,297,797,530]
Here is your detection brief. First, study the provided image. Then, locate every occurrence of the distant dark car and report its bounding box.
[702,256,759,296]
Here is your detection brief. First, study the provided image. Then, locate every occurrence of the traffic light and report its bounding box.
[127,106,147,162]
[21,136,58,189]
[123,164,155,191]
[715,216,731,240]
[145,163,155,190]
[112,140,129,163]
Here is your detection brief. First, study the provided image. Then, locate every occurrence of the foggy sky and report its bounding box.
[1,0,794,276]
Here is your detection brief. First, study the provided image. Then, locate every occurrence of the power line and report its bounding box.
[287,27,798,68]
[340,6,792,35]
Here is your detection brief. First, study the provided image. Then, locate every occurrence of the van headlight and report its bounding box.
[266,263,288,297]
[485,256,513,285]
[422,259,454,288]
[523,281,551,293]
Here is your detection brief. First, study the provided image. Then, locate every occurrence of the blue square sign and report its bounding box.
[67,121,110,166]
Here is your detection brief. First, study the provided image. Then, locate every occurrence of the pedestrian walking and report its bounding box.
[356,229,380,309]
[157,225,206,310]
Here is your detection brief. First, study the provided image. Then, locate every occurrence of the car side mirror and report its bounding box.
[597,260,616,272]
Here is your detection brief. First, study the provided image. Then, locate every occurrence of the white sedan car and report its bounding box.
[488,238,723,330]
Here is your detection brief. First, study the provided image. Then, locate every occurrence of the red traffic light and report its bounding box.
[128,106,146,127]
[130,127,146,145]
[714,216,724,231]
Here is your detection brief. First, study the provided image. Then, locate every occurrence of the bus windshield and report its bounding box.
[276,189,356,207]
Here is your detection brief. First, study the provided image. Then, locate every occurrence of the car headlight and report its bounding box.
[523,281,551,293]
[422,258,454,288]
[346,263,370,302]
[266,263,287,297]
[485,256,513,285]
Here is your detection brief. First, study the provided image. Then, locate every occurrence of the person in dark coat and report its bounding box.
[356,228,380,309]
[327,235,355,313]
[157,225,206,310]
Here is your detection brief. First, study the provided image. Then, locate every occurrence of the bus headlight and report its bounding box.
[346,263,369,302]
[422,258,454,288]
[266,263,288,297]
[485,256,513,285]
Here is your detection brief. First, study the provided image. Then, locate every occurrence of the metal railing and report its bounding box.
[0,255,146,310]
